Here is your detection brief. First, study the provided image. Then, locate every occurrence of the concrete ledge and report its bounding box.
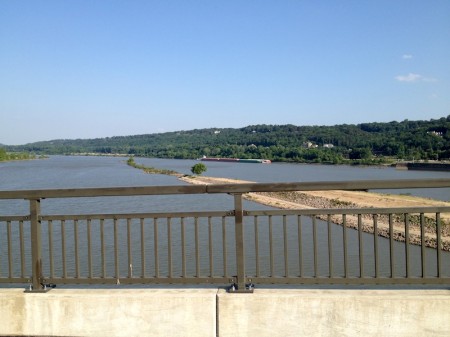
[217,289,450,337]
[2,288,450,336]
[0,288,217,337]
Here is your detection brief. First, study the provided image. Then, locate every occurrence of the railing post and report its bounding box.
[27,198,48,292]
[230,193,253,293]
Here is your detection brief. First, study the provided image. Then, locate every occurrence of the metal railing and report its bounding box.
[0,179,449,292]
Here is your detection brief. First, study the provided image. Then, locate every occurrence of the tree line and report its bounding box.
[5,116,450,164]
[0,148,37,161]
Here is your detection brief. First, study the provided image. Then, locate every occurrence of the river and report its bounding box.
[1,155,448,215]
[1,155,449,197]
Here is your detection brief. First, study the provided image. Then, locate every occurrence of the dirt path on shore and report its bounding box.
[179,175,450,250]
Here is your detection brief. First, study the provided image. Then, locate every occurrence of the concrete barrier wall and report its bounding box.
[217,289,450,337]
[0,289,217,337]
[1,288,450,337]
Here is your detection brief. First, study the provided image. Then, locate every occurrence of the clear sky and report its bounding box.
[1,0,449,145]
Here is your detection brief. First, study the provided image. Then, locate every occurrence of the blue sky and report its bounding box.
[1,1,449,145]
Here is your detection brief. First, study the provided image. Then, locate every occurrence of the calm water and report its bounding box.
[1,155,449,198]
[1,155,448,215]
[0,156,449,282]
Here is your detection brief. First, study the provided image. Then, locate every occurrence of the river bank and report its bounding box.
[179,175,450,251]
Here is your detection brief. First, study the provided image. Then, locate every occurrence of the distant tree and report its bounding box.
[0,148,6,161]
[349,147,372,160]
[127,157,135,166]
[191,163,207,175]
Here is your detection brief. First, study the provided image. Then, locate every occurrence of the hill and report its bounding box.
[5,116,450,164]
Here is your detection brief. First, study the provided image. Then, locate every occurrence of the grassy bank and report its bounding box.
[126,157,181,176]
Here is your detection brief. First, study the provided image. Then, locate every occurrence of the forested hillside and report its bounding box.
[6,116,450,164]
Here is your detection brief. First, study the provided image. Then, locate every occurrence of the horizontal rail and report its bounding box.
[0,178,449,199]
[249,277,450,285]
[206,179,450,194]
[247,207,450,216]
[0,278,30,284]
[0,216,29,221]
[41,277,232,285]
[40,211,233,221]
[32,206,450,222]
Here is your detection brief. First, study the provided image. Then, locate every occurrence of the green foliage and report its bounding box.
[349,148,372,160]
[0,147,36,161]
[126,156,179,176]
[5,116,450,164]
[191,163,207,175]
[127,157,135,166]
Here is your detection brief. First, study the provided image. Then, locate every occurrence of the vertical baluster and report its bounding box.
[195,217,200,277]
[208,217,213,277]
[373,214,379,279]
[420,213,426,278]
[100,219,106,278]
[181,217,186,278]
[358,214,364,278]
[114,218,119,280]
[405,214,410,278]
[254,216,260,278]
[87,219,92,279]
[154,218,159,278]
[222,216,227,277]
[389,214,394,278]
[74,220,80,278]
[7,221,12,278]
[48,220,54,278]
[127,218,133,278]
[327,214,333,278]
[343,214,348,279]
[61,220,67,279]
[298,215,303,278]
[436,213,442,278]
[269,215,274,277]
[167,218,172,279]
[140,218,145,278]
[19,220,25,278]
[283,215,288,277]
[312,217,318,278]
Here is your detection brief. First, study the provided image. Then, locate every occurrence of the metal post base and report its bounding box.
[227,283,255,293]
[24,283,55,293]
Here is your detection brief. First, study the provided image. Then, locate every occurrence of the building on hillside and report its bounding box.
[303,141,318,149]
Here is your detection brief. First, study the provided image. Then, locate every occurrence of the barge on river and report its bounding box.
[395,162,450,172]
[200,156,271,164]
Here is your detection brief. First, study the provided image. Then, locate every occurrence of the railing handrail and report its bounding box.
[1,179,450,293]
[0,178,449,199]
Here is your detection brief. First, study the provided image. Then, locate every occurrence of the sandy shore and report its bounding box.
[179,175,450,250]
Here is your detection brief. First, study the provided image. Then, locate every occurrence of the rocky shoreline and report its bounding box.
[180,175,450,251]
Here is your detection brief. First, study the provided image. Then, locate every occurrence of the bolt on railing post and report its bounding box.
[232,193,252,292]
[29,198,45,292]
